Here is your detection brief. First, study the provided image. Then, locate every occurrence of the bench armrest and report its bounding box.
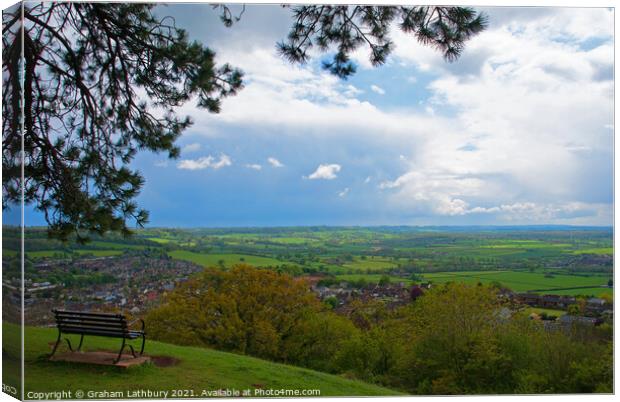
[128,318,145,332]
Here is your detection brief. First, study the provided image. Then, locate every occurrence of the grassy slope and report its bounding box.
[6,325,399,397]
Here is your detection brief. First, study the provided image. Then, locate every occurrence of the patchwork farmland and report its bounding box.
[7,226,612,298]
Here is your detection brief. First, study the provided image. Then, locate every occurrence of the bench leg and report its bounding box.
[50,330,62,358]
[113,338,126,364]
[64,338,74,352]
[77,334,84,352]
[139,334,145,356]
[127,345,137,358]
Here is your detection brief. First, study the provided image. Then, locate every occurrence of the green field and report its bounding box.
[24,250,64,258]
[3,325,398,398]
[266,237,322,245]
[573,248,613,255]
[89,241,146,250]
[336,274,413,285]
[73,250,124,257]
[419,271,611,293]
[538,287,613,296]
[334,270,611,295]
[341,257,397,271]
[168,251,281,268]
[11,226,613,297]
[147,237,173,244]
[481,240,571,249]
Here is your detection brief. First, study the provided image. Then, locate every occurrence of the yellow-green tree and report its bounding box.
[147,264,324,360]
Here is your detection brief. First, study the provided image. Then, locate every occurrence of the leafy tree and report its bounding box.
[567,304,581,315]
[346,298,390,330]
[146,264,322,360]
[3,3,242,242]
[378,274,391,286]
[282,310,359,372]
[409,272,422,282]
[324,295,338,309]
[599,292,613,303]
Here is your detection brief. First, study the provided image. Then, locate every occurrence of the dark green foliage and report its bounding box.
[2,3,243,243]
[378,274,391,286]
[277,6,487,78]
[324,296,338,309]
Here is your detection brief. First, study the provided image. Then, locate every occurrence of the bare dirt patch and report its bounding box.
[150,355,180,367]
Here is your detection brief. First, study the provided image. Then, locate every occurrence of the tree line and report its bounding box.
[146,264,612,394]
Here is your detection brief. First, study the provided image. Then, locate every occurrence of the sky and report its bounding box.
[14,5,615,228]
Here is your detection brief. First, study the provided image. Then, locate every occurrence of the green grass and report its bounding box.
[24,250,65,258]
[539,287,613,297]
[73,250,123,257]
[482,241,571,249]
[147,237,172,244]
[265,237,321,245]
[573,248,613,255]
[419,271,610,294]
[522,307,566,317]
[169,251,281,268]
[89,241,146,250]
[341,257,397,271]
[6,325,399,398]
[3,248,18,257]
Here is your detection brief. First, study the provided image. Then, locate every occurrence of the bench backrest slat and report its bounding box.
[55,316,127,325]
[53,309,129,335]
[54,310,124,318]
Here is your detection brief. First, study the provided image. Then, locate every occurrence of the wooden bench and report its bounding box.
[51,309,145,363]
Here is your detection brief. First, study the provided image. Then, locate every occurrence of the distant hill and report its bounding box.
[4,325,400,397]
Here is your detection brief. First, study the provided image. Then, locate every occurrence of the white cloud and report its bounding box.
[181,143,202,154]
[338,187,350,197]
[344,85,363,97]
[370,84,385,95]
[154,160,168,168]
[177,154,232,170]
[267,157,284,168]
[364,176,372,184]
[174,8,612,225]
[306,164,341,180]
[368,8,612,225]
[245,163,262,170]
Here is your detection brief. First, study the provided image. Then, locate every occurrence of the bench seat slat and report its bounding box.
[56,321,127,331]
[56,318,127,325]
[58,325,129,334]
